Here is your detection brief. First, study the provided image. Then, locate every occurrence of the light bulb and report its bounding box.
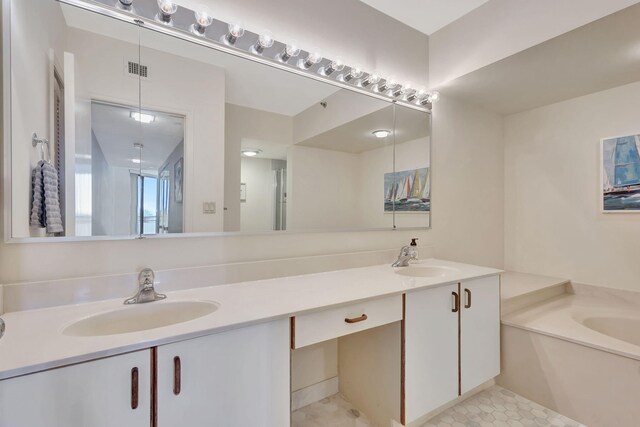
[157,0,177,23]
[253,30,274,54]
[393,81,413,98]
[279,42,301,62]
[347,65,364,80]
[361,72,381,87]
[119,0,133,6]
[409,87,427,102]
[225,22,245,45]
[427,90,441,103]
[192,11,213,35]
[378,76,398,92]
[322,57,345,76]
[299,50,322,69]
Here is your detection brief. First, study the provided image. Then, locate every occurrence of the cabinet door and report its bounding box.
[404,283,459,424]
[157,319,290,427]
[0,350,151,427]
[461,275,500,393]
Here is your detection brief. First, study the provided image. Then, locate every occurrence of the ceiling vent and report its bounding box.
[125,59,149,79]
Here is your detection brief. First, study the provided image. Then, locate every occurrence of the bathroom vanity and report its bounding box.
[0,259,501,427]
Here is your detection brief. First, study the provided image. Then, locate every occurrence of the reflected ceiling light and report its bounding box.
[191,11,213,35]
[242,149,262,157]
[130,111,156,123]
[361,72,381,88]
[131,158,141,164]
[298,50,322,69]
[372,129,391,139]
[320,57,345,76]
[156,0,178,24]
[278,42,301,63]
[253,31,275,54]
[341,65,364,82]
[377,76,398,93]
[225,22,245,45]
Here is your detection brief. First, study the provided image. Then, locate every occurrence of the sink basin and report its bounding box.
[394,265,460,278]
[63,300,218,337]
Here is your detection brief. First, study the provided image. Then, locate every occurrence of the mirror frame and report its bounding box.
[1,0,433,243]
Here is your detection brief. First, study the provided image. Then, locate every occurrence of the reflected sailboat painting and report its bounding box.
[384,167,430,213]
[602,134,640,212]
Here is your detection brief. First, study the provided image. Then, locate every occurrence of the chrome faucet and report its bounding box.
[392,238,419,267]
[124,268,167,304]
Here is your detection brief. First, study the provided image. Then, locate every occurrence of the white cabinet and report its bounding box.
[404,275,500,424]
[460,276,501,393]
[0,350,151,427]
[156,319,290,427]
[405,283,459,423]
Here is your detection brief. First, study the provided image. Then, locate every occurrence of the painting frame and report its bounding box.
[601,133,640,213]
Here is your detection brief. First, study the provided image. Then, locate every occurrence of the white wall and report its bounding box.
[504,81,640,292]
[10,0,67,237]
[429,0,639,88]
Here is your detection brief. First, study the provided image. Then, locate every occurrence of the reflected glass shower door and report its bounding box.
[274,167,287,231]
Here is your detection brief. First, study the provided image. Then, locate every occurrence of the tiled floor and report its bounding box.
[422,386,587,427]
[291,386,587,427]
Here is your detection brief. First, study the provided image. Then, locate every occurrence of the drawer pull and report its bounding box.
[452,291,460,313]
[345,314,368,324]
[173,356,181,395]
[131,367,139,410]
[464,288,472,309]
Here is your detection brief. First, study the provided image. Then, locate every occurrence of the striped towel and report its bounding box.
[30,161,64,234]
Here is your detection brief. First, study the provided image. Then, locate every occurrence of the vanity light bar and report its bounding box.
[60,0,433,112]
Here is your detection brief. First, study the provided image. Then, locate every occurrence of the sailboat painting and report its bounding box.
[602,134,640,212]
[384,167,430,213]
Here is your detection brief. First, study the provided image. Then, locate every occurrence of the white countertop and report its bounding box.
[0,258,501,380]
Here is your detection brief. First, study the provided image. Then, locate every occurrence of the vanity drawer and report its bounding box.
[292,294,403,349]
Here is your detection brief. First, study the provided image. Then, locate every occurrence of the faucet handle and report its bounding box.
[138,268,155,288]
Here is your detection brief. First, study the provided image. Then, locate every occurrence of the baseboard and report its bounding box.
[291,376,339,412]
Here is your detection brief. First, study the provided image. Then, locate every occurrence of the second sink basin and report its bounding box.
[394,265,460,278]
[63,300,219,337]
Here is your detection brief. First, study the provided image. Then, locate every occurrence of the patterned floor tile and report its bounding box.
[421,386,586,427]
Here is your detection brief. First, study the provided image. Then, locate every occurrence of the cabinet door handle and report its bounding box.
[131,367,139,410]
[173,356,181,395]
[452,291,460,312]
[345,314,368,324]
[464,288,472,309]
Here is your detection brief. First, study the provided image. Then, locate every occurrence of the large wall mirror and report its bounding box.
[5,0,431,240]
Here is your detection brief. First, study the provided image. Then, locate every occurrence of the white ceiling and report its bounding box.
[358,0,489,35]
[91,102,184,170]
[439,3,640,115]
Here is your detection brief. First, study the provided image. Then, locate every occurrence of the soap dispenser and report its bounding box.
[409,238,419,260]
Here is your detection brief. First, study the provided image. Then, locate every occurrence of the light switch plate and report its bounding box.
[203,202,216,214]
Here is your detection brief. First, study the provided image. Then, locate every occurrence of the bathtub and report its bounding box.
[498,283,640,427]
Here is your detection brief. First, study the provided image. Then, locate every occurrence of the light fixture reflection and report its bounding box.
[253,31,275,54]
[242,149,263,157]
[321,57,344,76]
[372,129,391,139]
[299,50,322,69]
[131,111,156,123]
[361,72,381,88]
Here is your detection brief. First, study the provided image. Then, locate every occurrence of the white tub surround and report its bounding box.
[500,271,569,316]
[0,258,500,380]
[499,282,640,427]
